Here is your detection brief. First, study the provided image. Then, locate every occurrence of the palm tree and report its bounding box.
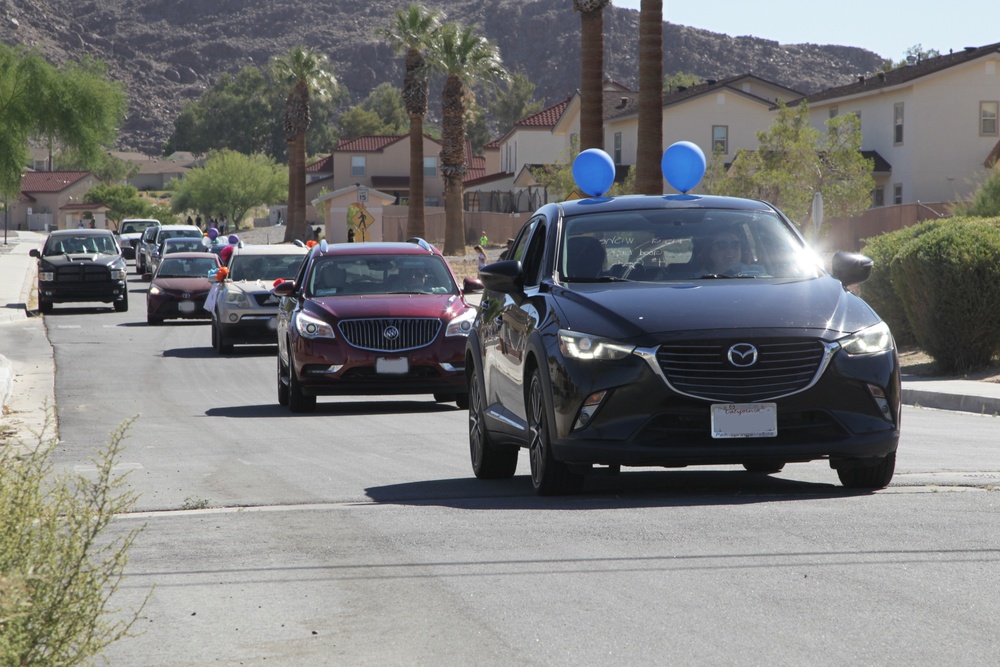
[380,4,443,241]
[272,46,337,243]
[427,22,507,255]
[574,0,610,151]
[636,0,664,194]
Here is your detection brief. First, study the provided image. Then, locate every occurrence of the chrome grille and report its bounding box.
[338,318,441,352]
[656,339,828,402]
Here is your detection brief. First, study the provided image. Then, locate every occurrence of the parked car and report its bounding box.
[208,244,308,353]
[30,229,128,314]
[139,224,202,276]
[466,186,900,495]
[144,252,221,325]
[150,235,212,276]
[116,218,159,260]
[273,239,482,412]
[135,224,160,275]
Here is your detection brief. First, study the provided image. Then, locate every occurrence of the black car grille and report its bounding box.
[656,339,829,402]
[55,265,111,283]
[338,318,441,352]
[636,408,848,448]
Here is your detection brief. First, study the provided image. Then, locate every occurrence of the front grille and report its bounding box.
[636,408,848,447]
[55,265,111,283]
[253,292,281,307]
[656,339,829,402]
[338,318,441,352]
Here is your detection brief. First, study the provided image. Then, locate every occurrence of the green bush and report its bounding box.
[0,418,149,666]
[889,218,1000,373]
[858,218,949,346]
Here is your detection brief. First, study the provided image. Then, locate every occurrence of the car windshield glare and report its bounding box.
[45,235,116,256]
[308,254,458,297]
[229,255,305,282]
[157,257,218,278]
[560,208,821,282]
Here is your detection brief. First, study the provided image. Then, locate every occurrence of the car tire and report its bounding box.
[837,452,896,489]
[454,392,469,410]
[213,320,232,354]
[114,294,128,312]
[135,256,144,275]
[469,368,517,479]
[277,353,289,407]
[743,461,785,474]
[527,370,583,495]
[38,300,53,314]
[287,347,316,413]
[146,313,162,325]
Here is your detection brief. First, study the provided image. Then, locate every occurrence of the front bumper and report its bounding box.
[38,279,127,304]
[148,295,211,320]
[219,315,280,344]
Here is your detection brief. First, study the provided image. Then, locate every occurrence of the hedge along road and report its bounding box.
[41,282,1000,666]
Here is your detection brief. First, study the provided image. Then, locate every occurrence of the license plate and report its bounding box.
[711,403,777,438]
[178,301,196,313]
[376,357,408,375]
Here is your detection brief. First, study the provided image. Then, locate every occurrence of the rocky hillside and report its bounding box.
[1,0,886,154]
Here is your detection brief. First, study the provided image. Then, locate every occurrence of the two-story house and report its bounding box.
[798,42,1000,208]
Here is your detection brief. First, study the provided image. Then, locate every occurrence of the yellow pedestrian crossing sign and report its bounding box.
[348,203,373,242]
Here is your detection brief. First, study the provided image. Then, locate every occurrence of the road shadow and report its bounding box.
[205,399,458,419]
[365,469,870,510]
[40,306,116,315]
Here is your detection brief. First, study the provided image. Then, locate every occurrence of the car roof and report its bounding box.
[156,225,201,233]
[553,193,779,217]
[231,245,309,257]
[314,241,442,258]
[157,251,219,259]
[121,218,160,224]
[48,228,115,238]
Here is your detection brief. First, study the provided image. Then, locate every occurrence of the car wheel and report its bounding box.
[527,370,583,495]
[114,294,128,312]
[433,392,452,403]
[469,368,517,479]
[38,300,53,314]
[287,347,316,413]
[146,313,162,325]
[213,321,232,354]
[743,461,785,474]
[276,353,289,407]
[135,257,144,275]
[454,392,469,410]
[837,452,896,489]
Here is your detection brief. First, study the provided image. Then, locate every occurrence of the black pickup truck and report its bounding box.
[30,228,129,313]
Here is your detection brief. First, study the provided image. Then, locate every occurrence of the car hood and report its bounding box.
[120,233,142,241]
[227,279,279,295]
[553,276,881,343]
[41,253,122,267]
[308,293,470,320]
[153,277,214,292]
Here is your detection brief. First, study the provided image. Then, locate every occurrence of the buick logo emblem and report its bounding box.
[383,325,400,341]
[727,343,758,367]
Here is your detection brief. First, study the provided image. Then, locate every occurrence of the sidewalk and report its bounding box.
[1,230,998,453]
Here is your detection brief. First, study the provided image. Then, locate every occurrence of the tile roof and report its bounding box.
[305,155,333,173]
[516,95,573,128]
[334,135,407,152]
[20,171,91,193]
[798,42,1000,105]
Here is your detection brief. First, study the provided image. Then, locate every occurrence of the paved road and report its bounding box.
[40,273,1000,666]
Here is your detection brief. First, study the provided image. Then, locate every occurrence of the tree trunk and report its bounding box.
[636,0,664,194]
[579,8,605,152]
[441,74,466,255]
[283,132,306,243]
[407,115,425,239]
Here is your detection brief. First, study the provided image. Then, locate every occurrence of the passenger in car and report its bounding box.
[565,236,606,278]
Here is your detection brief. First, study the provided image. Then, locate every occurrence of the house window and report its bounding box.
[614,132,622,164]
[351,156,366,177]
[893,183,903,205]
[423,157,437,177]
[981,101,998,136]
[873,187,885,207]
[829,107,839,119]
[712,126,728,154]
[893,103,904,145]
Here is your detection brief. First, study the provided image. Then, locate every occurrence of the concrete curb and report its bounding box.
[901,388,1000,416]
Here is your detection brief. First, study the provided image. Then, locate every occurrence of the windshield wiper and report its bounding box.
[697,273,758,280]
[565,275,631,283]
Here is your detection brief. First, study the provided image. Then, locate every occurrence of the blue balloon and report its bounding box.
[661,141,706,193]
[572,149,616,197]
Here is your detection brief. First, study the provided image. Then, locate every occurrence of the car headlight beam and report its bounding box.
[558,330,634,361]
[840,321,894,355]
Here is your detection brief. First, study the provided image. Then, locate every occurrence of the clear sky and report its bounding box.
[612,0,994,61]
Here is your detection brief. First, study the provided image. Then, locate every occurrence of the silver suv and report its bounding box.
[209,244,308,353]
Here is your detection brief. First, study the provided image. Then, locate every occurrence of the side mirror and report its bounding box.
[142,273,153,282]
[479,260,523,294]
[831,251,873,287]
[29,248,40,258]
[272,281,297,297]
[463,277,484,294]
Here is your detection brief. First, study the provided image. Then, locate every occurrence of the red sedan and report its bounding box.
[145,252,222,325]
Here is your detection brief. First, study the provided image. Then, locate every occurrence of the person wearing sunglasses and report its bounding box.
[693,226,756,276]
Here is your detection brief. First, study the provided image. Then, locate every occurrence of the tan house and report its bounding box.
[798,42,1000,208]
[11,171,102,231]
[604,74,803,193]
[329,134,447,206]
[129,151,198,190]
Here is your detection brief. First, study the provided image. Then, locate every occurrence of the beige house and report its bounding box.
[329,134,446,207]
[11,171,102,231]
[128,151,198,190]
[604,74,803,193]
[798,42,1000,207]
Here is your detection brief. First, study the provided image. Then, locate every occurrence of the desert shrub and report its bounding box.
[889,218,1000,372]
[858,218,949,345]
[0,418,148,666]
[952,165,1000,217]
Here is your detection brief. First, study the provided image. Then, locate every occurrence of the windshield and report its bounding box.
[156,257,219,278]
[163,238,207,254]
[229,254,306,282]
[308,254,458,297]
[158,229,202,243]
[44,235,117,256]
[121,220,157,235]
[560,208,821,282]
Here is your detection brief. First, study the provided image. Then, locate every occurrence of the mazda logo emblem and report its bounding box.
[383,326,400,341]
[727,343,758,367]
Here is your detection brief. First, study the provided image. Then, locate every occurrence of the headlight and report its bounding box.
[148,286,161,296]
[111,268,127,280]
[295,311,335,339]
[558,329,634,360]
[40,271,55,281]
[223,291,251,307]
[840,321,894,355]
[445,308,476,337]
